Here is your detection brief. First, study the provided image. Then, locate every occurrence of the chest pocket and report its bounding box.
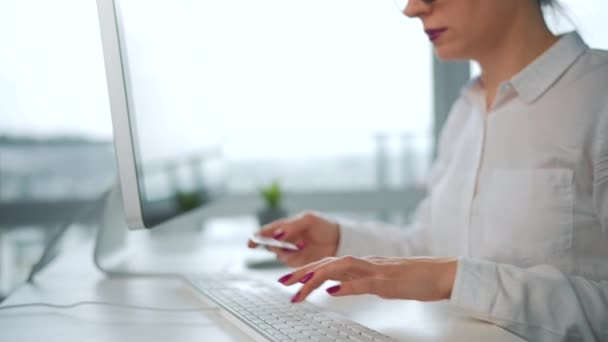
[479,168,574,265]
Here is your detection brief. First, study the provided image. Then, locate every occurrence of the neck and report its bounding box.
[476,5,559,109]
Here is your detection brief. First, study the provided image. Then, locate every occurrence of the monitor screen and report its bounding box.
[99,0,225,228]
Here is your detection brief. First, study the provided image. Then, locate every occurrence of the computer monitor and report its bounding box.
[96,0,220,229]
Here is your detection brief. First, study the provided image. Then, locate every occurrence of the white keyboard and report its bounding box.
[185,274,397,342]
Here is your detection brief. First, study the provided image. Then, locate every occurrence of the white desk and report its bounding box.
[0,218,524,342]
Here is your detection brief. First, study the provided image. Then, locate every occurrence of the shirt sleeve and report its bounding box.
[335,198,432,257]
[450,258,608,342]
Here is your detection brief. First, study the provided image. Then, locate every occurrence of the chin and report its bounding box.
[433,44,469,61]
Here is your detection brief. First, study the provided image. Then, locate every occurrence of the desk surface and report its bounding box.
[0,217,524,342]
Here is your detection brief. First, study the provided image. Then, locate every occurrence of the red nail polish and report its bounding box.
[296,241,306,250]
[299,272,314,284]
[326,285,341,295]
[278,274,292,283]
[291,291,300,303]
[272,230,285,239]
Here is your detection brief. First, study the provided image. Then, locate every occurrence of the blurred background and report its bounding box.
[1,0,607,300]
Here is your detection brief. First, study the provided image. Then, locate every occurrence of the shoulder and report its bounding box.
[562,47,608,96]
[575,48,608,132]
[584,47,608,64]
[549,47,608,131]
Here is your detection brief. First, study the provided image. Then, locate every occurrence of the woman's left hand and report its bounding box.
[277,256,458,303]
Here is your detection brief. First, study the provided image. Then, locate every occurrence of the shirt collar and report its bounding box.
[462,31,588,105]
[511,31,588,103]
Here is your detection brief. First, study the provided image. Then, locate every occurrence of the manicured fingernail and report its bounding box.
[278,273,293,284]
[290,291,300,303]
[326,285,341,295]
[272,230,285,239]
[296,241,306,250]
[299,272,314,284]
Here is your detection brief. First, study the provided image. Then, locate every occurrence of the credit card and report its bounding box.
[250,235,299,251]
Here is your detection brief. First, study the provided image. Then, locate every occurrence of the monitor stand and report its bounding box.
[93,182,254,276]
[93,181,128,275]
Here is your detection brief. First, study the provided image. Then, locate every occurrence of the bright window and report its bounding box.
[546,0,608,49]
[114,0,433,198]
[3,0,434,200]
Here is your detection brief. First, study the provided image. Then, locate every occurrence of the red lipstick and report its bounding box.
[425,28,447,42]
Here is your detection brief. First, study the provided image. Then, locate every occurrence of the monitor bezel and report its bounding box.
[96,0,149,230]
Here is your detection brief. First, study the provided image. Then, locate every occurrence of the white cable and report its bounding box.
[0,301,218,313]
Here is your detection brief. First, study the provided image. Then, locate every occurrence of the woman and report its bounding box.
[248,0,608,341]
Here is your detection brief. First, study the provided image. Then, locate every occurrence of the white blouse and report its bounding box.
[336,32,608,342]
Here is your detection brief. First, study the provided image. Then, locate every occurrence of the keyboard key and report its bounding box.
[265,319,283,325]
[280,328,300,334]
[315,337,337,342]
[302,330,325,337]
[326,332,343,339]
[293,324,310,330]
[273,323,291,330]
[347,335,375,342]
[290,333,310,339]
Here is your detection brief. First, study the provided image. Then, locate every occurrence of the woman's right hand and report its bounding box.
[247,212,340,268]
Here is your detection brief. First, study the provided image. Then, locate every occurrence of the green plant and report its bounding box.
[175,190,207,212]
[259,180,283,209]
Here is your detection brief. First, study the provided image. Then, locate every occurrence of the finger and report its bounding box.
[277,257,335,286]
[282,255,360,286]
[290,256,373,303]
[279,214,317,241]
[291,269,330,303]
[260,214,316,242]
[257,218,289,238]
[326,278,377,297]
[266,246,282,254]
[249,220,286,247]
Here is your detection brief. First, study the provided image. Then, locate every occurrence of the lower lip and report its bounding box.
[428,30,446,42]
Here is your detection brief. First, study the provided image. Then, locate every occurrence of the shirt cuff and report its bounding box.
[450,257,499,315]
[335,219,364,257]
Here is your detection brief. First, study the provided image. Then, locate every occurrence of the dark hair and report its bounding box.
[539,0,558,8]
[538,0,572,30]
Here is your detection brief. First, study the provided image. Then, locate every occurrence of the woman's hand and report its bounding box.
[276,256,458,303]
[247,212,340,267]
